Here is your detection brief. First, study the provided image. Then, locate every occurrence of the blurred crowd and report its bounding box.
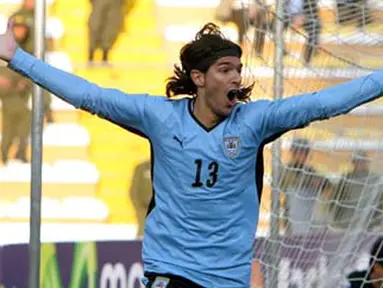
[279,137,383,235]
[215,0,373,65]
[0,0,54,165]
[0,0,129,165]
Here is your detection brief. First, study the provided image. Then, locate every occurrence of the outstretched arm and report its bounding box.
[258,70,383,139]
[0,20,153,136]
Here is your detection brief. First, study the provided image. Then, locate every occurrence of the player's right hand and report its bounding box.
[0,19,18,63]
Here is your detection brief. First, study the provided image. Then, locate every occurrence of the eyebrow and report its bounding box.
[218,62,243,69]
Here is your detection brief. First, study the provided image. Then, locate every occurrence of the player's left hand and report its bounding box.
[0,19,18,63]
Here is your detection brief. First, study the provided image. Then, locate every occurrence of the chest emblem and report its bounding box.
[223,136,241,159]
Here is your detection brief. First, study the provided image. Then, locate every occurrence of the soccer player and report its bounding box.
[1,21,383,287]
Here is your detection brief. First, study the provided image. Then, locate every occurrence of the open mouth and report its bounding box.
[227,88,247,101]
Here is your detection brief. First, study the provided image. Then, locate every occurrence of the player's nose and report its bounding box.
[232,71,241,87]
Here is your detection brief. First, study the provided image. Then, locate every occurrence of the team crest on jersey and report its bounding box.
[223,136,241,158]
[151,277,170,288]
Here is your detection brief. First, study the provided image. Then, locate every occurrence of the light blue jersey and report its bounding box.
[9,48,383,287]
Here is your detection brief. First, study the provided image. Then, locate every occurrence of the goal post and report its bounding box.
[237,0,383,286]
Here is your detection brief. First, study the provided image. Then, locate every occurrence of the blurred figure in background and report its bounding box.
[347,237,383,288]
[332,150,383,230]
[301,0,321,65]
[250,0,268,57]
[215,0,250,46]
[0,68,30,164]
[279,137,329,234]
[269,0,321,65]
[129,160,153,238]
[88,0,124,65]
[230,0,249,46]
[0,13,35,164]
[10,0,54,123]
[215,0,270,56]
[336,0,372,28]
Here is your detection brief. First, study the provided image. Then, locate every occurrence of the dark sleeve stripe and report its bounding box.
[103,116,148,139]
[103,116,155,217]
[146,144,155,217]
[255,130,290,202]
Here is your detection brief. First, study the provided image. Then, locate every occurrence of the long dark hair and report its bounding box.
[165,22,253,100]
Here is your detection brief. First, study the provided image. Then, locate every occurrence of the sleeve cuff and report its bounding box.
[8,47,36,73]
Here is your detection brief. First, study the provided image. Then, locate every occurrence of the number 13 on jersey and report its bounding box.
[191,159,219,188]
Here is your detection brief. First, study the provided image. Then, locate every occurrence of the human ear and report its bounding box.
[190,69,205,87]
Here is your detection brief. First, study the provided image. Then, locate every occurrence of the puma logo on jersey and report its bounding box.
[173,135,183,147]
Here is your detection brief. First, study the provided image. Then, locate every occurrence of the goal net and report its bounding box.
[236,0,383,286]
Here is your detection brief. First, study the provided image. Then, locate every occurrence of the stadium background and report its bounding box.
[0,0,383,287]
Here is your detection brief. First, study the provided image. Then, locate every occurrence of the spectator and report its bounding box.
[130,160,153,238]
[279,137,329,234]
[10,0,54,123]
[88,0,124,65]
[336,0,372,28]
[215,0,271,57]
[0,68,30,164]
[270,0,321,65]
[332,150,383,230]
[301,0,321,65]
[250,0,268,57]
[347,237,383,288]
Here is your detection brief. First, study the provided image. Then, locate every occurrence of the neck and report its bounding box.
[193,96,221,129]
